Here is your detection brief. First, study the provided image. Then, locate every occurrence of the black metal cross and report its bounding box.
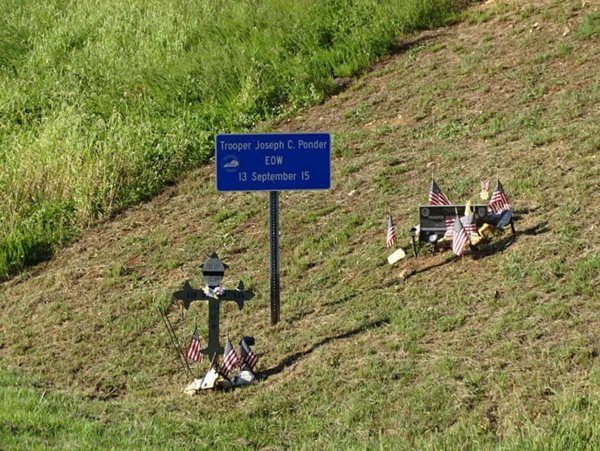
[172,253,254,358]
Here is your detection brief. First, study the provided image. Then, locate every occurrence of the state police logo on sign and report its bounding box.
[223,155,240,173]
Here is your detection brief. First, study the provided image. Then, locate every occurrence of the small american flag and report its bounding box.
[488,179,511,214]
[240,339,258,371]
[430,180,453,238]
[186,328,203,363]
[386,215,396,248]
[221,337,239,377]
[452,216,469,256]
[444,218,455,239]
[428,179,451,206]
[461,204,478,238]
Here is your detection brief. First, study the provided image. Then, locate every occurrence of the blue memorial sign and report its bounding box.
[216,133,331,192]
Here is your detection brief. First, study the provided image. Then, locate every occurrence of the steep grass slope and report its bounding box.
[1,0,599,448]
[0,0,459,279]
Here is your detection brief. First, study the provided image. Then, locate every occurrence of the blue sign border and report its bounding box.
[215,133,331,192]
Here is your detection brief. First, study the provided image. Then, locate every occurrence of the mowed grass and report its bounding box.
[1,0,600,448]
[3,367,600,449]
[0,0,461,279]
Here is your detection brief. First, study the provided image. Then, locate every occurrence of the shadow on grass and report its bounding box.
[0,200,78,281]
[0,234,56,282]
[513,206,540,218]
[389,32,446,56]
[400,221,550,278]
[471,221,549,260]
[518,221,549,236]
[400,255,456,282]
[331,33,446,95]
[256,318,389,381]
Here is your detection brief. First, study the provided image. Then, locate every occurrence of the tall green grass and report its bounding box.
[0,0,460,279]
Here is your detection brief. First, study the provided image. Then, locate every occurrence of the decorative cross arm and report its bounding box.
[173,281,206,310]
[228,281,255,309]
[172,280,255,357]
[172,281,254,310]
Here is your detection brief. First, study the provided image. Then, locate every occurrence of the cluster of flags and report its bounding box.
[221,336,259,376]
[429,179,456,239]
[185,328,259,376]
[385,177,512,257]
[427,178,469,254]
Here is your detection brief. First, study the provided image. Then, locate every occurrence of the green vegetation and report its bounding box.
[4,366,600,449]
[0,0,460,279]
[576,11,600,39]
[1,0,599,448]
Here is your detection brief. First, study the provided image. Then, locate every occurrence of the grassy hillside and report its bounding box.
[1,0,599,448]
[0,0,460,279]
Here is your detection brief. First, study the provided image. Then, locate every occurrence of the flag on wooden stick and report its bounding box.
[186,327,203,363]
[452,216,469,256]
[221,337,239,377]
[444,219,454,240]
[386,215,397,248]
[461,201,478,238]
[429,179,454,238]
[488,179,511,214]
[239,338,258,371]
[428,179,451,206]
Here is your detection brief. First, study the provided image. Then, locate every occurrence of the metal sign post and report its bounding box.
[215,133,331,325]
[269,191,280,325]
